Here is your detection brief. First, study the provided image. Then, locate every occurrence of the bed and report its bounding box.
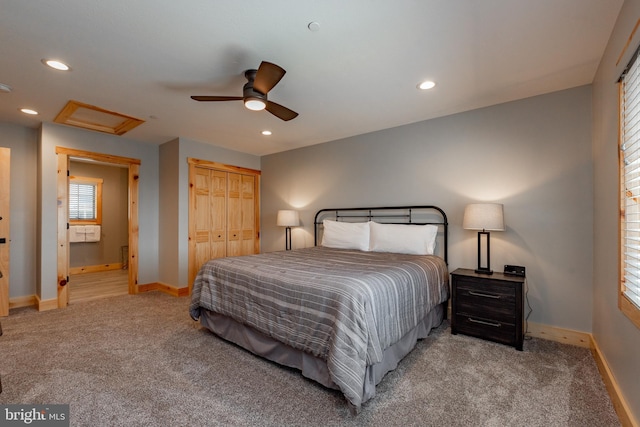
[189,205,450,412]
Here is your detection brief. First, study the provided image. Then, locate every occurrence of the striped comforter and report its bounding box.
[189,246,449,409]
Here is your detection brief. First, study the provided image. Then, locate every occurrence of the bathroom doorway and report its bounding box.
[55,147,140,308]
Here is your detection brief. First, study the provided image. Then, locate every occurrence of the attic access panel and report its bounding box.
[54,100,144,136]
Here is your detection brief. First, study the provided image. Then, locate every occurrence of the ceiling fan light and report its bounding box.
[245,98,266,111]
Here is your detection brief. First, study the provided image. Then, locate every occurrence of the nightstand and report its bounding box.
[450,268,525,351]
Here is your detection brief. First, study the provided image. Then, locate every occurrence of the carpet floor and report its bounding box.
[0,292,620,426]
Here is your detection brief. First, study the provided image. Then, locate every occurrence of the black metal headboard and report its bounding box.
[314,205,448,264]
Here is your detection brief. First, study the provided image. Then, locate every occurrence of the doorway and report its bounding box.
[56,147,140,308]
[68,159,129,303]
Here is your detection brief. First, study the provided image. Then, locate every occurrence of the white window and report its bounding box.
[619,46,640,329]
[69,176,103,224]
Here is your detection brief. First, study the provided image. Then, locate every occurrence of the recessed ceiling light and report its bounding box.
[418,80,436,90]
[261,130,272,136]
[308,21,321,32]
[0,83,12,93]
[41,59,71,71]
[20,108,38,115]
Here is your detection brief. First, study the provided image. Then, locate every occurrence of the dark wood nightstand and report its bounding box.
[450,268,525,351]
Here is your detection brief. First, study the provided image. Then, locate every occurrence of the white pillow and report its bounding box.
[369,222,438,255]
[321,220,370,251]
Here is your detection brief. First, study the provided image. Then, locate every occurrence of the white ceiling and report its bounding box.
[0,1,624,156]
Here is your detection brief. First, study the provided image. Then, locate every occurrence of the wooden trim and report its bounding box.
[69,263,123,275]
[36,295,59,312]
[618,64,640,330]
[0,147,10,317]
[9,295,37,310]
[187,162,197,294]
[591,338,638,427]
[56,146,141,166]
[619,294,640,329]
[128,164,140,295]
[527,322,592,348]
[187,157,261,176]
[136,282,189,297]
[54,100,145,136]
[57,153,70,308]
[617,18,640,67]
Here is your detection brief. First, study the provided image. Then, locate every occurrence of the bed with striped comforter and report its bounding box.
[189,246,449,409]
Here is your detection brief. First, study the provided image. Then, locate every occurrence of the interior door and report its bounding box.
[0,147,10,316]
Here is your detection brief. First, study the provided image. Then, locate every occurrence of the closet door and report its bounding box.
[188,159,260,291]
[210,170,227,259]
[227,172,242,257]
[193,168,228,273]
[240,174,257,255]
[227,173,257,257]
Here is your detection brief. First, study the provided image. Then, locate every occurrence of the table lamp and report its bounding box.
[277,210,300,250]
[463,203,504,274]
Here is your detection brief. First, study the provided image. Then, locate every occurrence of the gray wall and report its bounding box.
[262,86,594,333]
[0,123,38,298]
[69,161,128,268]
[592,0,640,421]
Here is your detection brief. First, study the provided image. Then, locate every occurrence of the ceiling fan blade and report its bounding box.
[265,101,298,121]
[253,61,286,94]
[191,95,243,102]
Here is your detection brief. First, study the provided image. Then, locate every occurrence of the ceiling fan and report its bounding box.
[191,61,298,121]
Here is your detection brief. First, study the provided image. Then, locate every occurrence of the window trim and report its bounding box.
[619,47,640,330]
[69,175,103,225]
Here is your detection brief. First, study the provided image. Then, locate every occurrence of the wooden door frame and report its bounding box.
[56,147,140,308]
[187,158,261,292]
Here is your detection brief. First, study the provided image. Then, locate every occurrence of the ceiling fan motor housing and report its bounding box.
[243,69,267,103]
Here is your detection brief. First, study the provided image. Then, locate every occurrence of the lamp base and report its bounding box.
[475,268,493,275]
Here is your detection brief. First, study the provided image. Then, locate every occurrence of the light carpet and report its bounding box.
[0,292,619,426]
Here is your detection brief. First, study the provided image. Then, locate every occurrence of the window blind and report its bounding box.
[621,49,640,309]
[69,182,96,220]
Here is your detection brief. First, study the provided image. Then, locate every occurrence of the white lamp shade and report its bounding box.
[463,203,505,231]
[277,210,300,227]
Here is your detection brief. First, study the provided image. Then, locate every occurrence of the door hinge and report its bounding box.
[67,223,70,230]
[67,170,70,177]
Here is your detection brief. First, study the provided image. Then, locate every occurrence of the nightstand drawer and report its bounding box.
[454,313,516,346]
[455,280,516,323]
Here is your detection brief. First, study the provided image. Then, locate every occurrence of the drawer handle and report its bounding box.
[468,317,502,328]
[468,290,501,299]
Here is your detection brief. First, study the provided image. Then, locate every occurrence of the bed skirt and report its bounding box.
[198,301,446,407]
